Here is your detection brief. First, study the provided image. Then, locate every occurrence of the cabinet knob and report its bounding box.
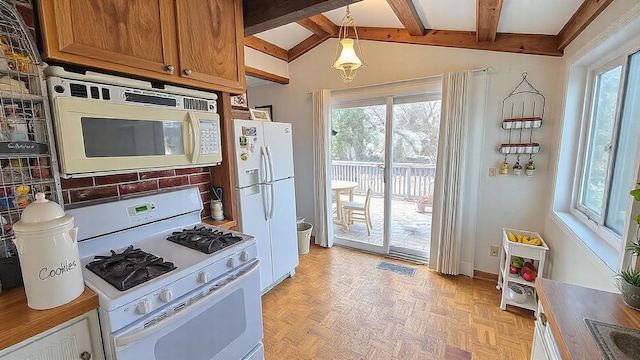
[538,312,547,326]
[80,351,91,360]
[183,68,192,76]
[165,65,174,73]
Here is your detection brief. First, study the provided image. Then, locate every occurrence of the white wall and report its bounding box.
[244,46,290,79]
[248,40,563,276]
[542,1,640,292]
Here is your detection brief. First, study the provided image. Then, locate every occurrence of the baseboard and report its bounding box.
[459,261,473,277]
[474,270,498,282]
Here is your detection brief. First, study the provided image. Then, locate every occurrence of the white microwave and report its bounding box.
[45,67,222,178]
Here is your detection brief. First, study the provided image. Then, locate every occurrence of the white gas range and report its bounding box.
[67,187,264,360]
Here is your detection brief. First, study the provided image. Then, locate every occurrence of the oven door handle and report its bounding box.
[113,260,260,350]
[187,112,201,164]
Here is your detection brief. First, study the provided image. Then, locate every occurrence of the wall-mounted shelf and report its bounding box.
[499,143,540,154]
[0,2,62,270]
[502,117,542,129]
[498,73,544,174]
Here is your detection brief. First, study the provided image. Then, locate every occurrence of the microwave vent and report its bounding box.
[69,83,88,98]
[184,97,208,111]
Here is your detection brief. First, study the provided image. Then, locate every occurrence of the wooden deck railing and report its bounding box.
[332,161,436,200]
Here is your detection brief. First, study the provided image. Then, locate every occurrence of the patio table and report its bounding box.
[331,180,358,230]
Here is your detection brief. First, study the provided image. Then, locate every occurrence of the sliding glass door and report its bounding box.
[329,93,441,262]
[330,102,389,254]
[388,96,440,260]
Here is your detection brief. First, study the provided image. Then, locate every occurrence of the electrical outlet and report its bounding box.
[490,245,499,256]
[489,167,497,177]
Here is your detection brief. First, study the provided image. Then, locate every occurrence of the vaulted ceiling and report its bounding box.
[242,0,614,84]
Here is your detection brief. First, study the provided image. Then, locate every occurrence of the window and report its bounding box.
[574,50,640,246]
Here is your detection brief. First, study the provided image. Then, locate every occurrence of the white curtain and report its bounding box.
[431,71,470,275]
[312,89,333,247]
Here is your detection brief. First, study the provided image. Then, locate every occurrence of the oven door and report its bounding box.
[111,260,262,360]
[51,97,221,177]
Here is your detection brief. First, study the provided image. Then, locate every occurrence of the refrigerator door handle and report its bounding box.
[265,146,275,183]
[260,146,268,183]
[269,183,275,219]
[261,185,270,221]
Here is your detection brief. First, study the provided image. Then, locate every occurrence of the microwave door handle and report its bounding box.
[114,260,260,349]
[187,112,201,164]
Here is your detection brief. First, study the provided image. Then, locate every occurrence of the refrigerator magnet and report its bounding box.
[239,135,248,148]
[240,152,248,161]
[242,126,257,136]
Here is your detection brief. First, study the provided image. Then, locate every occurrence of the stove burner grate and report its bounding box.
[86,245,176,291]
[167,226,243,254]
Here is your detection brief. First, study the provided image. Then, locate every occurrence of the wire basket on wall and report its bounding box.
[0,1,62,265]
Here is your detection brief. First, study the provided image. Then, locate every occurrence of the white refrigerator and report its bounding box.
[233,119,299,292]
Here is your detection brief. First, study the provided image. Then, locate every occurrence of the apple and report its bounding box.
[522,269,537,282]
[510,265,519,274]
[523,261,536,271]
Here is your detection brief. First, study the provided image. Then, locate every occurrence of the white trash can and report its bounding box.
[296,222,313,255]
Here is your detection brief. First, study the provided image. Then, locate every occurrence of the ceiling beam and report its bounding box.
[556,0,614,51]
[245,66,290,85]
[385,0,425,36]
[297,18,329,37]
[297,14,338,37]
[288,34,330,62]
[357,27,563,56]
[244,36,289,61]
[476,0,503,42]
[243,0,361,36]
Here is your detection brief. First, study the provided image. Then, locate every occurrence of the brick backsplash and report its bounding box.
[61,168,213,218]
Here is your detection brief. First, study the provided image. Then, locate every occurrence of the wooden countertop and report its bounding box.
[202,218,237,230]
[0,286,98,351]
[536,278,640,360]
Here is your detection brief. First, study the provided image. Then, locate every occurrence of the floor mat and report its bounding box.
[376,261,416,276]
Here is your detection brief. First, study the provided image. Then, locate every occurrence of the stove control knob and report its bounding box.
[240,251,250,262]
[137,299,152,315]
[227,257,236,268]
[159,289,173,303]
[198,271,210,283]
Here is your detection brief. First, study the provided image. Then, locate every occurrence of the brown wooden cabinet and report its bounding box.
[37,0,245,94]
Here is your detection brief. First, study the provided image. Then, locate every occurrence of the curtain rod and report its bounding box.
[306,67,494,95]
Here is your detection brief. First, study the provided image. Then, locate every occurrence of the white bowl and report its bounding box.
[508,285,528,304]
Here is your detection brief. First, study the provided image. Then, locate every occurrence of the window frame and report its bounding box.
[571,54,634,250]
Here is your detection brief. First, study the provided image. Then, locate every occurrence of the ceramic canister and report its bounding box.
[12,193,84,310]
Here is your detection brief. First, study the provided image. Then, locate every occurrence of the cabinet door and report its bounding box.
[0,311,104,360]
[174,0,245,92]
[530,323,551,360]
[40,0,177,75]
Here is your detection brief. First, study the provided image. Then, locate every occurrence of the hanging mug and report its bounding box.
[499,161,509,175]
[513,161,522,175]
[525,159,536,176]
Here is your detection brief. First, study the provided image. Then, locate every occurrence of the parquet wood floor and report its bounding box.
[261,245,534,360]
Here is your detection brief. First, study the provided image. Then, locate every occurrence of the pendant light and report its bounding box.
[332,5,365,83]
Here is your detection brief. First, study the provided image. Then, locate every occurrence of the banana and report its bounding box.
[531,238,542,246]
[508,232,516,242]
[522,236,529,244]
[516,234,523,243]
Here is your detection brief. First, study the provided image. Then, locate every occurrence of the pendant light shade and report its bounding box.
[332,6,365,83]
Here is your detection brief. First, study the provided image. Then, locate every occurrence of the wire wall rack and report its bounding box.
[498,72,545,176]
[0,1,62,261]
